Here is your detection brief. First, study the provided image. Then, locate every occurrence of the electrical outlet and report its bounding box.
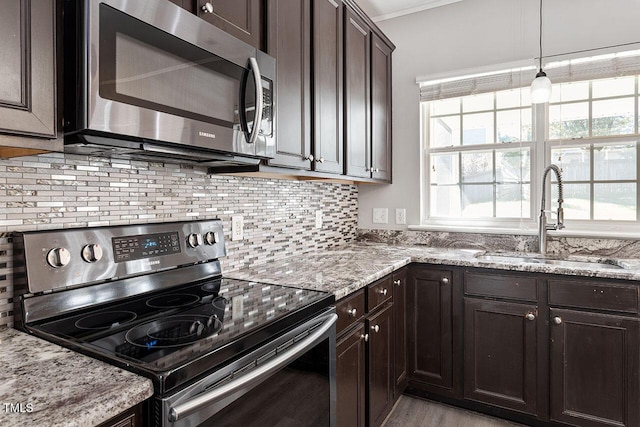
[372,208,388,224]
[231,215,244,241]
[315,210,323,229]
[395,208,407,225]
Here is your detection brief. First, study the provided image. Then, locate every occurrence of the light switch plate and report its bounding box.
[372,208,388,224]
[231,215,244,241]
[395,208,407,225]
[315,210,323,229]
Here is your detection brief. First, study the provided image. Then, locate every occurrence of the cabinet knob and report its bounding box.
[361,333,369,342]
[379,288,388,296]
[371,325,380,333]
[304,154,314,162]
[393,279,401,286]
[525,312,536,321]
[347,308,357,318]
[316,157,325,163]
[202,2,213,13]
[553,316,563,325]
[374,168,380,173]
[441,277,450,284]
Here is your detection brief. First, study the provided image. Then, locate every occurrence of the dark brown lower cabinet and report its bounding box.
[407,266,455,394]
[367,303,394,427]
[392,267,408,398]
[463,299,539,416]
[337,323,366,427]
[97,402,143,427]
[550,309,640,427]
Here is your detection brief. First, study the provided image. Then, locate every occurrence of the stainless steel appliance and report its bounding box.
[13,220,336,426]
[63,0,275,170]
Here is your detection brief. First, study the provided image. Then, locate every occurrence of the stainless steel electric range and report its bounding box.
[12,220,336,427]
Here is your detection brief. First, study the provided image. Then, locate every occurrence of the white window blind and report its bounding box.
[419,49,640,102]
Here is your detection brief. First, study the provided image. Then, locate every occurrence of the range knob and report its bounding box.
[187,233,203,248]
[81,244,103,263]
[204,231,219,245]
[47,247,71,269]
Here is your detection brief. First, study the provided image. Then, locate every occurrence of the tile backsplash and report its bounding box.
[0,153,358,327]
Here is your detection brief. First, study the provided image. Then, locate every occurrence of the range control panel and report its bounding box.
[15,220,226,294]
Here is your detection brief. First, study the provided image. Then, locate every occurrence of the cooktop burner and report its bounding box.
[125,314,223,348]
[146,293,200,308]
[75,311,138,330]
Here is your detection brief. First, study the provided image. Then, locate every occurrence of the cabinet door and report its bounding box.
[550,309,640,427]
[312,0,343,174]
[169,0,194,13]
[196,0,263,49]
[0,0,56,138]
[407,266,454,392]
[336,324,366,427]
[266,0,312,169]
[370,34,392,182]
[368,303,394,427]
[343,5,370,178]
[464,299,538,416]
[392,267,408,397]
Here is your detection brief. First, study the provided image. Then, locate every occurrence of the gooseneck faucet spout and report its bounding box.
[539,164,564,254]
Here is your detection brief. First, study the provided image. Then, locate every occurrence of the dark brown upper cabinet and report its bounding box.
[266,0,312,169]
[196,0,264,50]
[343,5,370,178]
[0,0,59,158]
[370,34,392,182]
[312,0,344,174]
[168,0,195,13]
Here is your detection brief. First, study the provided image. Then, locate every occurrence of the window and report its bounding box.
[420,54,640,233]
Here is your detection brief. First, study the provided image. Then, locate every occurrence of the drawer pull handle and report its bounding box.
[441,277,450,284]
[525,312,536,321]
[393,279,401,286]
[553,316,562,325]
[347,308,357,317]
[361,333,369,342]
[379,288,388,296]
[371,325,380,333]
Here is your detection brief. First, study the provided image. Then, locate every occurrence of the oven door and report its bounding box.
[77,0,274,158]
[158,309,337,427]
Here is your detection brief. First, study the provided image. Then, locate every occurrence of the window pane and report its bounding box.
[592,98,635,136]
[463,112,494,145]
[431,153,460,184]
[594,183,636,220]
[594,143,636,181]
[431,116,460,148]
[496,184,530,218]
[592,76,635,98]
[497,108,532,142]
[549,102,589,140]
[551,147,590,181]
[463,93,493,112]
[430,185,461,217]
[496,149,530,182]
[461,184,493,217]
[462,151,492,183]
[432,98,460,116]
[553,183,590,219]
[550,81,589,103]
[496,88,530,109]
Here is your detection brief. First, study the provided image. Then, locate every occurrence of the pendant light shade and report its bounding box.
[531,0,552,103]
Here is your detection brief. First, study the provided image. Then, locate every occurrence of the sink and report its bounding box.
[476,254,623,270]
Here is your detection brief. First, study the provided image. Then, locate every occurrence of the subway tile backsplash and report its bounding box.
[0,153,358,327]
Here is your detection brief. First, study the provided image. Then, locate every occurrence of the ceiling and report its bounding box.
[355,0,463,21]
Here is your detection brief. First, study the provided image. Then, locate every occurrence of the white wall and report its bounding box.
[358,0,640,229]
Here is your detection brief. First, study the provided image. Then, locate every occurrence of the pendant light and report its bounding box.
[531,0,552,103]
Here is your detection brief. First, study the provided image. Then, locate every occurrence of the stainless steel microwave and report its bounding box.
[63,0,275,168]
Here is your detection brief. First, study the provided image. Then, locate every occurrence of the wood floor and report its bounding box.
[382,396,528,427]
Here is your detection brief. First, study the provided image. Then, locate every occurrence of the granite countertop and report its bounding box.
[228,243,640,300]
[0,327,154,427]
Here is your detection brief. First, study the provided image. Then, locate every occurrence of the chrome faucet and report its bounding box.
[539,164,564,254]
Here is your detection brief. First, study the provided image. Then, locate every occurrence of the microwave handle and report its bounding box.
[167,313,337,422]
[246,57,264,145]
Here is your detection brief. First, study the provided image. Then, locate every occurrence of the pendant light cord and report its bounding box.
[539,0,543,72]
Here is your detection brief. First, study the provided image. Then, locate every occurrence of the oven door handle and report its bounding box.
[168,313,337,423]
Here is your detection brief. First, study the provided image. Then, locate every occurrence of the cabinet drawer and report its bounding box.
[336,290,366,336]
[548,279,639,314]
[368,275,393,312]
[464,271,538,302]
